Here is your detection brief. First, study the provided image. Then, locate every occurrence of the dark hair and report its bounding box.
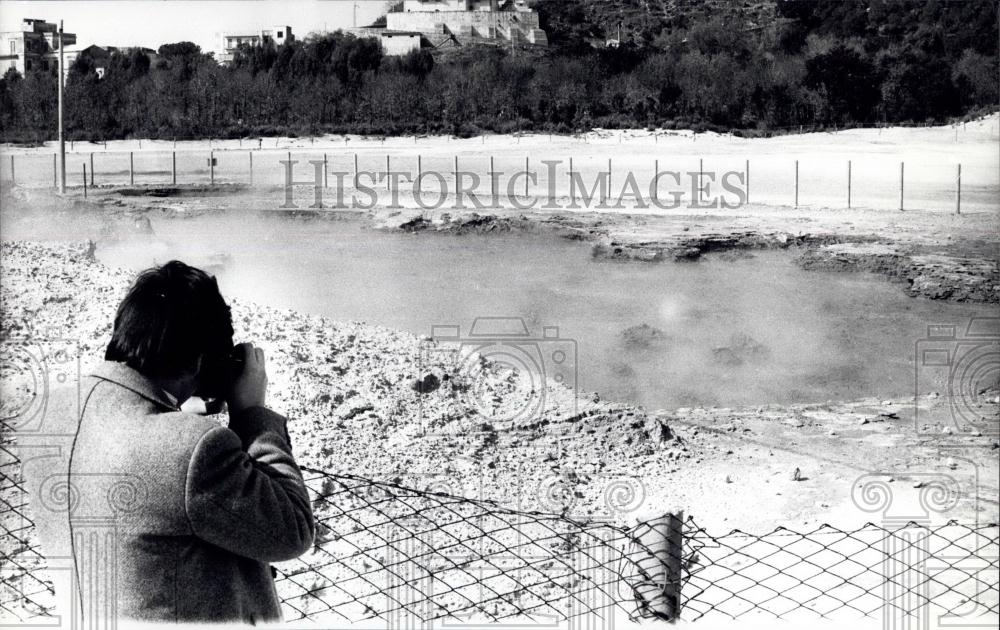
[105,261,234,380]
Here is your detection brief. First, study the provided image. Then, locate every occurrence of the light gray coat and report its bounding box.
[17,361,315,625]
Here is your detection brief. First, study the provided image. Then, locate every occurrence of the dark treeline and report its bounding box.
[0,0,996,143]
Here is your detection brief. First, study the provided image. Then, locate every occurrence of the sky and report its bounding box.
[0,1,392,52]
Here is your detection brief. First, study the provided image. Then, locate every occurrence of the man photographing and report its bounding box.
[22,261,315,624]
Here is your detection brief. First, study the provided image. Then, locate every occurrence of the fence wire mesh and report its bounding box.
[2,430,998,626]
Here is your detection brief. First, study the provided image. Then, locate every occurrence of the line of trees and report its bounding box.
[0,0,996,143]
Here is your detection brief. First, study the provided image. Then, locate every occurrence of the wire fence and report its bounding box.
[1,139,996,214]
[2,435,998,626]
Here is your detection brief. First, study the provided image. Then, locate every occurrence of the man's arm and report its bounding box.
[185,406,315,562]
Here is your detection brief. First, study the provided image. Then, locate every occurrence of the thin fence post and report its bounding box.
[89,152,94,187]
[82,163,87,199]
[745,159,750,205]
[654,159,658,203]
[490,156,496,199]
[386,155,390,192]
[417,155,422,181]
[10,154,14,185]
[172,151,176,185]
[249,151,254,187]
[899,161,904,211]
[210,150,215,185]
[129,151,134,186]
[324,153,328,189]
[569,157,575,205]
[794,159,799,208]
[606,157,612,204]
[53,153,57,189]
[956,163,961,215]
[698,157,707,202]
[847,160,852,209]
[354,153,359,188]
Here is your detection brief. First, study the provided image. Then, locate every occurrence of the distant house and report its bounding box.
[386,0,548,47]
[348,28,424,56]
[217,25,292,65]
[0,18,77,75]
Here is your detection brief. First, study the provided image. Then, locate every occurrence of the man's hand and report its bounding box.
[227,342,268,414]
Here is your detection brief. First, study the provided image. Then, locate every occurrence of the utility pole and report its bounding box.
[58,20,66,194]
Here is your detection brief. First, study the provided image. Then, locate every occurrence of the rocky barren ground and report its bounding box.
[2,238,995,537]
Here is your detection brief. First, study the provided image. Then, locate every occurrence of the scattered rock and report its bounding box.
[411,373,441,394]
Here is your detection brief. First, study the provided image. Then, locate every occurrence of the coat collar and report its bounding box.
[89,361,181,411]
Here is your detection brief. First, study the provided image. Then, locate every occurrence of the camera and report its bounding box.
[418,317,577,433]
[914,317,999,438]
[194,343,245,403]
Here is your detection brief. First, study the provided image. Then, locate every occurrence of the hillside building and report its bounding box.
[354,0,546,53]
[0,18,77,75]
[217,25,292,64]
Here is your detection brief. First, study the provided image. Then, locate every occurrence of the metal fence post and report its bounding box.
[249,151,254,187]
[210,150,215,185]
[654,158,659,204]
[129,151,134,186]
[386,155,390,192]
[844,159,850,208]
[82,163,87,199]
[10,154,14,185]
[568,157,575,205]
[606,157,612,205]
[323,153,328,189]
[956,163,961,215]
[490,156,496,200]
[525,156,529,197]
[699,158,704,203]
[354,153,359,188]
[745,159,750,205]
[631,511,684,621]
[899,161,904,211]
[53,153,57,188]
[794,159,799,208]
[172,151,176,185]
[89,152,94,187]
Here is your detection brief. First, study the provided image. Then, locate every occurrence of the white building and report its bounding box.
[388,0,547,46]
[0,18,77,75]
[217,25,292,64]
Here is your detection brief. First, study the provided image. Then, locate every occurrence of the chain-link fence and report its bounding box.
[2,431,998,625]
